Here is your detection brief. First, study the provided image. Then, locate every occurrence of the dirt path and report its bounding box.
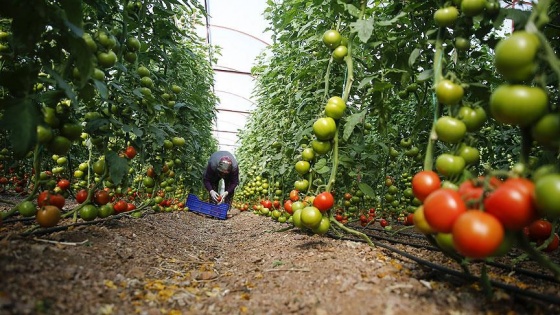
[0,207,558,315]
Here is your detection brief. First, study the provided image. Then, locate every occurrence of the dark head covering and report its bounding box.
[217,156,233,174]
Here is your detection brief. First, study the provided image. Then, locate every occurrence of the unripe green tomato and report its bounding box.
[489,85,548,127]
[435,80,464,106]
[433,7,459,27]
[313,117,337,141]
[494,31,540,82]
[435,116,467,143]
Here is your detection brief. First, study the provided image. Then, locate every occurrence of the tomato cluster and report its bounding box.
[412,171,559,259]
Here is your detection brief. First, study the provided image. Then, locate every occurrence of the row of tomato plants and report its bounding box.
[234,0,560,281]
[0,1,218,228]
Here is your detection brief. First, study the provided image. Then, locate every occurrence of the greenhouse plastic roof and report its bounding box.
[197,0,272,153]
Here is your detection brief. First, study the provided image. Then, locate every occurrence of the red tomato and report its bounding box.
[404,213,414,226]
[458,179,484,207]
[127,203,136,211]
[76,189,88,204]
[540,234,559,252]
[411,170,441,202]
[125,146,137,159]
[37,190,65,209]
[379,219,389,227]
[484,178,536,231]
[313,192,334,212]
[49,194,65,209]
[94,190,111,206]
[527,219,553,241]
[113,200,128,213]
[452,210,505,259]
[272,200,280,209]
[57,179,70,190]
[284,200,293,214]
[261,199,272,209]
[423,188,467,233]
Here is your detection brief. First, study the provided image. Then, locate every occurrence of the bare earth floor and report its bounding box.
[1,198,559,315]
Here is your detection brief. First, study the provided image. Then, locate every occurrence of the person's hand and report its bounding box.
[217,191,228,205]
[209,190,219,202]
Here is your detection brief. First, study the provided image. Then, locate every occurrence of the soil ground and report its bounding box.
[1,194,559,315]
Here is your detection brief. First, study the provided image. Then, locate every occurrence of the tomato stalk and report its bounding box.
[516,232,560,281]
[423,29,445,172]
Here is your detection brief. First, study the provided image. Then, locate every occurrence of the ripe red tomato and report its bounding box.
[313,192,334,212]
[94,190,111,205]
[411,170,441,202]
[423,188,467,233]
[540,234,559,252]
[452,210,505,259]
[527,219,553,241]
[484,178,536,231]
[38,190,65,209]
[57,179,70,190]
[113,200,128,213]
[272,200,280,209]
[284,200,293,214]
[458,179,483,208]
[125,146,137,159]
[379,219,389,227]
[127,203,136,211]
[404,213,414,226]
[76,189,89,204]
[261,199,272,209]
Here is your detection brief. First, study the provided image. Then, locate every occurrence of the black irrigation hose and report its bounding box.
[331,233,560,306]
[352,224,560,284]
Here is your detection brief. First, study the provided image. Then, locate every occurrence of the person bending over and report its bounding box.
[203,151,239,205]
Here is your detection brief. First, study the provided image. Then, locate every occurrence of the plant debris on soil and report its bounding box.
[1,194,559,315]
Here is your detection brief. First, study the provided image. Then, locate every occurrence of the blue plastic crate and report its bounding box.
[186,194,229,220]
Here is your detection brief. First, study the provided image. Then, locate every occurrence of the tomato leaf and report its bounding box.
[408,48,421,68]
[358,183,376,199]
[0,98,38,157]
[106,151,128,186]
[350,17,374,43]
[342,110,367,141]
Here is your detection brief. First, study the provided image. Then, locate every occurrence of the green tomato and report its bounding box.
[457,106,486,132]
[311,140,332,155]
[490,85,548,127]
[294,179,309,191]
[494,31,540,82]
[435,80,464,106]
[324,96,346,120]
[332,45,348,63]
[435,116,467,143]
[456,145,480,165]
[435,154,465,177]
[531,113,560,148]
[313,117,337,141]
[301,148,315,161]
[322,30,342,50]
[461,0,487,16]
[534,174,560,218]
[295,160,311,175]
[433,6,459,27]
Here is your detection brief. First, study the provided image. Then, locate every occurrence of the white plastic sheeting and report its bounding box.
[197,0,271,153]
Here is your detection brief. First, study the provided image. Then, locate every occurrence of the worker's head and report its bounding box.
[217,156,232,177]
